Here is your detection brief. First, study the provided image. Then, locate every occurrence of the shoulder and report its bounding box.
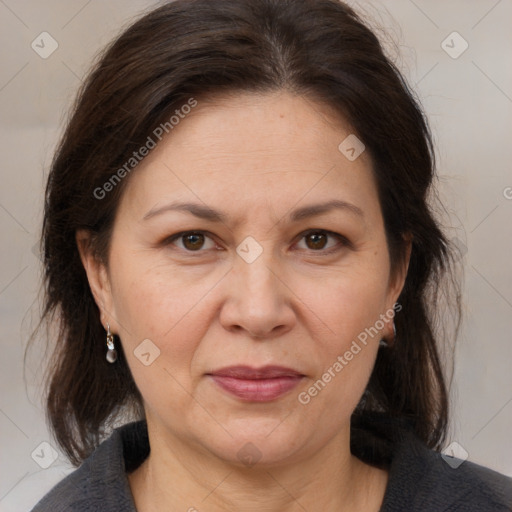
[30,421,147,512]
[381,428,512,512]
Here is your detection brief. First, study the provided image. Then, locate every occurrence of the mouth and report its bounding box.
[206,365,305,402]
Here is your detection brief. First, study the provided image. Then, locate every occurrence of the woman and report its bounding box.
[31,0,512,510]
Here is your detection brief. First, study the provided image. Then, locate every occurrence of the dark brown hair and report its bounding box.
[33,0,460,465]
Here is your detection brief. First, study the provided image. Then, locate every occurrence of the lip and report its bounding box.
[207,365,305,402]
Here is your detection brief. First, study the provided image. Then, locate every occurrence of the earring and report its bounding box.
[379,321,396,348]
[105,323,117,363]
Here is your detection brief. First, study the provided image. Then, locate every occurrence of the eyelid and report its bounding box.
[164,230,219,252]
[294,229,353,252]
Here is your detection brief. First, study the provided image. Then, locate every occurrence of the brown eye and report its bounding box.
[295,229,350,254]
[182,233,205,251]
[305,232,328,250]
[166,231,217,252]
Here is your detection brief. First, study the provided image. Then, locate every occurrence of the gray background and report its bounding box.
[1,0,511,509]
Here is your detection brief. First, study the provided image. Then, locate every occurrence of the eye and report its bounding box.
[295,229,350,253]
[166,231,217,252]
[163,229,351,255]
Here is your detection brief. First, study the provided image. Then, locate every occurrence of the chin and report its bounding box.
[197,417,316,468]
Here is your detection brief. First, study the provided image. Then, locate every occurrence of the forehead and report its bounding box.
[117,91,379,225]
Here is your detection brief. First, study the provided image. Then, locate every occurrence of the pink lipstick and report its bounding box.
[208,365,304,402]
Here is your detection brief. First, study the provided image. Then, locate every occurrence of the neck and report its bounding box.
[128,421,388,512]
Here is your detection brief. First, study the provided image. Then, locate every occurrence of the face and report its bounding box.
[79,91,407,467]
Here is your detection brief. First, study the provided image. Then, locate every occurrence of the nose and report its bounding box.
[219,253,296,340]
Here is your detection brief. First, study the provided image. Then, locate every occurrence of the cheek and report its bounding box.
[112,270,211,420]
[294,277,386,429]
[108,259,214,381]
[304,265,391,351]
[111,249,211,334]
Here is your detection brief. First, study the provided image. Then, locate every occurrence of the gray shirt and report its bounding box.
[31,419,512,511]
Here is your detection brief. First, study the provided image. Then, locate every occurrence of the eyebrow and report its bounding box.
[142,199,364,224]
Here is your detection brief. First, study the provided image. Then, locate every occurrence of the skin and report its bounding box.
[77,91,410,512]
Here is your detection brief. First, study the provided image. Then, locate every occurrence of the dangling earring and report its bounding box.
[105,323,117,363]
[379,321,396,348]
[392,321,397,346]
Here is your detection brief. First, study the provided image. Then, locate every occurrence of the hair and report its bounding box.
[32,0,460,466]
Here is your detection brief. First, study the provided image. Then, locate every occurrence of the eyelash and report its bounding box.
[163,229,352,256]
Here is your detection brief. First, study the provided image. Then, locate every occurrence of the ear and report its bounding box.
[381,234,412,343]
[76,229,119,333]
[386,233,413,309]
